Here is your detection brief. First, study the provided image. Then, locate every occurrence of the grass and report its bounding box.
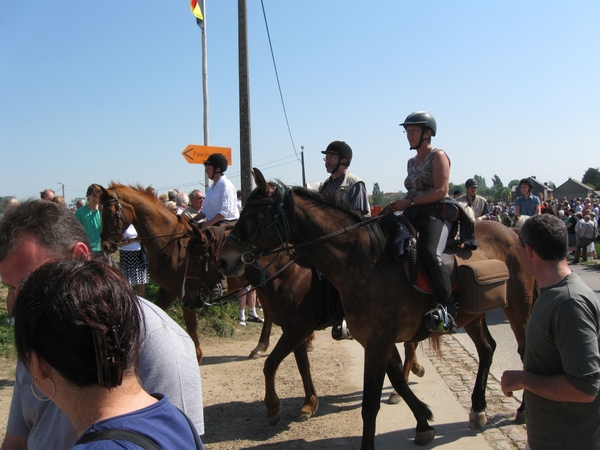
[144,279,241,339]
[0,286,15,359]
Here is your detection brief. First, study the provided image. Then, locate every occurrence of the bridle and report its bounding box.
[100,189,188,249]
[225,185,383,266]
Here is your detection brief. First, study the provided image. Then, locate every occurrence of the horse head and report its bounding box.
[98,184,136,254]
[181,223,226,309]
[218,168,288,277]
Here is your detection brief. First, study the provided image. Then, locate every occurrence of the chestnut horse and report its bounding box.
[97,183,255,363]
[217,169,535,449]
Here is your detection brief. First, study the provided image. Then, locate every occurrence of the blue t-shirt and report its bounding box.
[515,195,541,216]
[73,394,203,449]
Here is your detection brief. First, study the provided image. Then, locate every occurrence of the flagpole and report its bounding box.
[201,0,210,190]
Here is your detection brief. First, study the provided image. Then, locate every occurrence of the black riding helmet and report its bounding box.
[465,178,478,188]
[519,178,534,191]
[400,111,437,150]
[204,153,228,173]
[321,141,352,174]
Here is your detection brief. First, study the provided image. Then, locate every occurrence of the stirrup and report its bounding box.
[424,305,457,333]
[332,318,352,340]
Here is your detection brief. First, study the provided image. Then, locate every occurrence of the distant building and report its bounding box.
[553,178,598,201]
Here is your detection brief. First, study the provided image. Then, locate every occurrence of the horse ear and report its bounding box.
[252,168,273,196]
[179,214,190,224]
[97,185,109,201]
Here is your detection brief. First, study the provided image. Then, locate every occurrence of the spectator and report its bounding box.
[74,184,103,259]
[175,192,189,215]
[566,209,578,254]
[164,200,178,215]
[119,224,150,296]
[51,196,66,207]
[182,190,205,222]
[75,198,86,209]
[39,189,55,201]
[168,189,179,202]
[13,259,204,449]
[1,196,20,214]
[501,214,600,450]
[0,200,204,449]
[573,214,595,264]
[159,194,169,203]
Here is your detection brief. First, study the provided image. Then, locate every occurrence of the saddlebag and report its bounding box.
[458,259,509,314]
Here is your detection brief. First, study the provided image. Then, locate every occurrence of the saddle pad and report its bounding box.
[458,259,509,314]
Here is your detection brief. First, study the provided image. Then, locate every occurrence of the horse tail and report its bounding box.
[427,336,442,358]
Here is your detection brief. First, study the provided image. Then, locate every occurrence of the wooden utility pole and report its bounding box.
[238,0,252,201]
[201,0,210,189]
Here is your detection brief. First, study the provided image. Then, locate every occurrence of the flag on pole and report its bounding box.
[190,0,204,29]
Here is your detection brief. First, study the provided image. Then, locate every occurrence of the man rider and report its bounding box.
[457,178,491,221]
[319,141,370,339]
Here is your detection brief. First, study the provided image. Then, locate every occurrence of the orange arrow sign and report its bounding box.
[182,145,232,165]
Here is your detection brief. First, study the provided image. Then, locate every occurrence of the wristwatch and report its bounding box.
[410,199,415,206]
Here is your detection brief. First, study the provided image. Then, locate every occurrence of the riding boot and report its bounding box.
[424,262,457,333]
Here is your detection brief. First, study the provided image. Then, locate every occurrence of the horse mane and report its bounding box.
[108,182,168,209]
[263,182,390,259]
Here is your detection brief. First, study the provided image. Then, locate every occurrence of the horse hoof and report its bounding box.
[514,409,526,425]
[387,391,402,404]
[414,428,435,446]
[248,350,263,359]
[268,412,281,426]
[411,364,425,378]
[469,410,487,430]
[296,411,311,422]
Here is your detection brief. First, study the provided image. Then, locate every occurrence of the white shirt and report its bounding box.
[201,174,240,222]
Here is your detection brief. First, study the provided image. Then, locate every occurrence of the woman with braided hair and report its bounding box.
[13,259,204,449]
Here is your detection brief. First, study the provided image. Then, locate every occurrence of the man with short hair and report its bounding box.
[573,214,595,263]
[501,214,600,450]
[174,192,189,215]
[0,201,204,449]
[457,178,491,221]
[319,141,370,339]
[182,189,205,221]
[319,140,370,217]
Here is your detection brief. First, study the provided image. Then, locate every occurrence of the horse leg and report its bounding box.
[182,306,202,364]
[387,345,435,446]
[388,342,426,405]
[249,310,272,359]
[464,315,496,430]
[263,328,317,425]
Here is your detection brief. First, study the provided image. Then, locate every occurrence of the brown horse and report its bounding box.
[97,183,249,363]
[183,223,332,423]
[217,169,536,449]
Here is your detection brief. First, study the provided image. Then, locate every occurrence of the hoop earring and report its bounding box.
[31,376,56,402]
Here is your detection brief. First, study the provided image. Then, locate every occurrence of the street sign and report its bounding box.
[182,145,232,165]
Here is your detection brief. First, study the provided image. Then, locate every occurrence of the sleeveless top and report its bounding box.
[402,148,450,227]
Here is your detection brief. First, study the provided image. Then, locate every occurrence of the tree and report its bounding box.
[582,167,600,189]
[371,182,385,207]
[508,179,520,188]
[491,175,503,190]
[473,175,487,189]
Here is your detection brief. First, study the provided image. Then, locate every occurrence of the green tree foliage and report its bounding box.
[582,168,600,189]
[473,175,487,189]
[508,179,521,188]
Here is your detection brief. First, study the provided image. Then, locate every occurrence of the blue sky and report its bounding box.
[1,1,598,203]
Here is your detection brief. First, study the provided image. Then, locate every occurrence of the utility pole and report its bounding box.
[238,0,252,201]
[201,0,210,190]
[301,146,306,187]
[57,182,64,198]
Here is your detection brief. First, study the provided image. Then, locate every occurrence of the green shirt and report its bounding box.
[75,204,102,252]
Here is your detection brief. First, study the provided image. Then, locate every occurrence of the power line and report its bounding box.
[260,0,298,159]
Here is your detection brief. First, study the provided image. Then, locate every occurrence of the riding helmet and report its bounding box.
[399,111,437,136]
[519,178,534,190]
[321,141,353,165]
[465,178,478,188]
[204,153,229,173]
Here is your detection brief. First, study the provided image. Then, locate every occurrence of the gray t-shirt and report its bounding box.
[6,298,204,449]
[524,273,600,450]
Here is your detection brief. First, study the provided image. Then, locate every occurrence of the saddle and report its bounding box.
[384,208,509,315]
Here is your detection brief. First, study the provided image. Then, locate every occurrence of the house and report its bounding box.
[552,179,597,201]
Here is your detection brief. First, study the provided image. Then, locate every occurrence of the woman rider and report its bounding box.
[514,178,541,217]
[389,111,457,333]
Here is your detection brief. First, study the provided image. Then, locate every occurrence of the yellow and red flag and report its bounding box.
[190,0,204,29]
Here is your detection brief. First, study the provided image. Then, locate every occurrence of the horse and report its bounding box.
[97,183,252,363]
[513,214,531,229]
[217,169,536,449]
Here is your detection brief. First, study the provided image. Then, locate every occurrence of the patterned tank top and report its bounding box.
[404,148,450,199]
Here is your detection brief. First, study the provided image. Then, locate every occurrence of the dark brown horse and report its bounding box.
[97,183,249,363]
[183,223,331,423]
[217,169,535,449]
